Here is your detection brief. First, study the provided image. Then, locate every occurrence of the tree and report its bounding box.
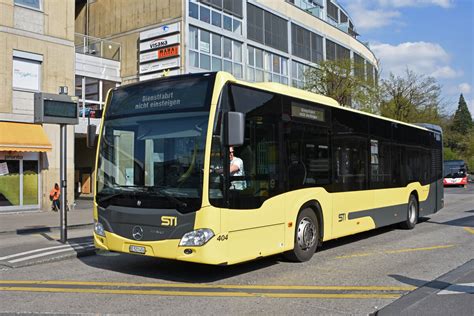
[303,58,380,111]
[451,94,473,135]
[378,69,443,124]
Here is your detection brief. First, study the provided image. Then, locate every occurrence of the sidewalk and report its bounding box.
[0,198,94,234]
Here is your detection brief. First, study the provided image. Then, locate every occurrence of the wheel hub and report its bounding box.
[297,217,317,250]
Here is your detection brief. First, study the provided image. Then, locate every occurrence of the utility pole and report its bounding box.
[60,124,67,243]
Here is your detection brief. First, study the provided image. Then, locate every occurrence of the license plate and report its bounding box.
[129,245,146,254]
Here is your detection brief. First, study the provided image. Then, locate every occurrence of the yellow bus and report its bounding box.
[93,72,443,265]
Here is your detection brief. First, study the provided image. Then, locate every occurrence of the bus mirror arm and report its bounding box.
[223,112,245,147]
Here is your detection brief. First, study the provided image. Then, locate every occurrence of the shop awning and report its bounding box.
[0,122,52,152]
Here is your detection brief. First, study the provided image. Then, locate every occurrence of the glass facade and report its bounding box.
[187,0,377,88]
[75,76,119,118]
[188,25,243,78]
[0,155,40,209]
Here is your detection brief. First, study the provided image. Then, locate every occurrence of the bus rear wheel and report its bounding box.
[284,208,319,262]
[399,194,418,230]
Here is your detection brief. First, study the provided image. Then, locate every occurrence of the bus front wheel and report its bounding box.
[399,194,418,230]
[284,208,319,262]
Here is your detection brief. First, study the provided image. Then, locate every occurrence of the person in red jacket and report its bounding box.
[49,183,60,211]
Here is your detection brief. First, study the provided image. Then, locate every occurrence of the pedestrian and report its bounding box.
[49,183,60,211]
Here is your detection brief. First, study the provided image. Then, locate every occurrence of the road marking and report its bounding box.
[384,245,455,254]
[463,227,474,234]
[336,244,455,259]
[0,280,416,291]
[0,286,403,299]
[437,283,474,295]
[0,242,93,261]
[335,253,373,259]
[8,244,95,263]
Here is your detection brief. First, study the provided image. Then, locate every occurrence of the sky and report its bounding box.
[338,0,474,115]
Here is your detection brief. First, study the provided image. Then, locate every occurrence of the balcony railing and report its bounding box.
[75,33,121,61]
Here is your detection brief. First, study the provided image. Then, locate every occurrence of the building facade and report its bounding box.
[75,0,377,85]
[73,0,378,197]
[0,0,76,211]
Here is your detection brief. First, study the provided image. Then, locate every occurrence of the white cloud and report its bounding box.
[458,83,472,94]
[346,6,401,31]
[377,0,453,8]
[340,0,452,31]
[371,41,462,79]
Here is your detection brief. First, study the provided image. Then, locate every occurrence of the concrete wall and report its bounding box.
[0,0,76,210]
[75,0,183,81]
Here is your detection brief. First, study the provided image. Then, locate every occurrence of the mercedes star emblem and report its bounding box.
[132,226,144,241]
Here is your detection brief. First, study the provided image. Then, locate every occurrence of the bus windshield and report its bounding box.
[443,160,467,179]
[96,74,215,212]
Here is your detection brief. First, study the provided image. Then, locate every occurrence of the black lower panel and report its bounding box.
[98,205,196,241]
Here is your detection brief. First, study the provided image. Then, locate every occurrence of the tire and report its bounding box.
[399,194,418,230]
[284,207,319,262]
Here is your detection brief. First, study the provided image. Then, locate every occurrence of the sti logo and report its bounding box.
[161,216,177,227]
[150,39,168,49]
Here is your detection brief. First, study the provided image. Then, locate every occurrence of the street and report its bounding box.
[0,187,473,315]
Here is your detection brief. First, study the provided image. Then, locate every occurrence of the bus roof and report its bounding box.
[218,72,436,133]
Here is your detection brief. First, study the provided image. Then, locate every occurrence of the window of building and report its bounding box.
[336,43,350,60]
[353,53,365,79]
[247,3,288,53]
[211,10,221,27]
[200,6,211,23]
[14,0,41,10]
[223,0,243,18]
[327,1,338,23]
[247,46,288,84]
[12,51,42,91]
[291,60,313,88]
[291,23,323,64]
[212,33,221,56]
[188,26,243,78]
[191,1,243,35]
[326,39,336,61]
[189,25,199,50]
[75,76,119,118]
[366,62,375,85]
[189,0,199,19]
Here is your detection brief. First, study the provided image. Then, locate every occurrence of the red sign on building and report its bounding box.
[158,45,179,59]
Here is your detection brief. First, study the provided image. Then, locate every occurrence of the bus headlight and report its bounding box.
[179,229,214,247]
[94,221,105,237]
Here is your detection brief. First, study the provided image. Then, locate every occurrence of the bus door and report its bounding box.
[218,84,286,262]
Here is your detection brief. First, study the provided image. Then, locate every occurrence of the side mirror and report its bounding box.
[223,112,245,146]
[86,124,97,148]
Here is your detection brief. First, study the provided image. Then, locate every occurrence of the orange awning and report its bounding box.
[0,122,52,152]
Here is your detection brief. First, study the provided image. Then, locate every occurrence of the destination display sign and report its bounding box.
[139,45,180,63]
[140,22,180,41]
[139,34,180,52]
[291,102,325,122]
[139,57,180,74]
[108,77,212,118]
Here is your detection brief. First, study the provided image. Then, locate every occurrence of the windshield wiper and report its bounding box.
[97,186,141,204]
[146,186,188,209]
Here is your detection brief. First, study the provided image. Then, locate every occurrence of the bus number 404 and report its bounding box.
[217,234,228,241]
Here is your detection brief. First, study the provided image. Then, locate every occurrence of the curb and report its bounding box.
[0,223,93,236]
